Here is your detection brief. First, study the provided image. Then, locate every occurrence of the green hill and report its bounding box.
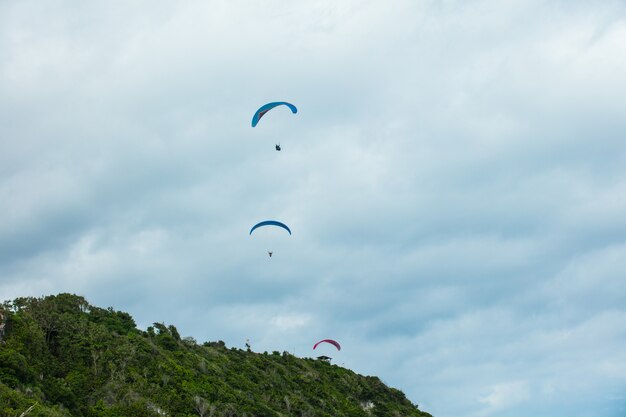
[0,294,432,417]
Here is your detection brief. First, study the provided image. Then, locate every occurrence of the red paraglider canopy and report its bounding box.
[313,339,341,351]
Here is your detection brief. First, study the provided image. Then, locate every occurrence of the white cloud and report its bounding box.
[271,313,312,331]
[479,380,531,415]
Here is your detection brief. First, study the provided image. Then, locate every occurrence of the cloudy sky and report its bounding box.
[2,1,626,416]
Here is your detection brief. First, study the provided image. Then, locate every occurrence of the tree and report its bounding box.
[194,395,215,417]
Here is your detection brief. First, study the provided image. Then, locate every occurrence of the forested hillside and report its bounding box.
[0,294,431,417]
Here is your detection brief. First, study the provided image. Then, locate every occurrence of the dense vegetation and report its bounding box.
[0,294,431,417]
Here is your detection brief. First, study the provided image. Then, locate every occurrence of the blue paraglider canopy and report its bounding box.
[249,220,292,235]
[251,102,297,127]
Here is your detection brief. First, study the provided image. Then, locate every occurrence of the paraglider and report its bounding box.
[250,221,291,258]
[313,339,341,351]
[251,102,298,127]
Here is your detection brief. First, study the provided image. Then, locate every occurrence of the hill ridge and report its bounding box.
[0,293,432,417]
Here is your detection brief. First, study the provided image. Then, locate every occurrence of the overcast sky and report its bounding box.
[2,1,626,416]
